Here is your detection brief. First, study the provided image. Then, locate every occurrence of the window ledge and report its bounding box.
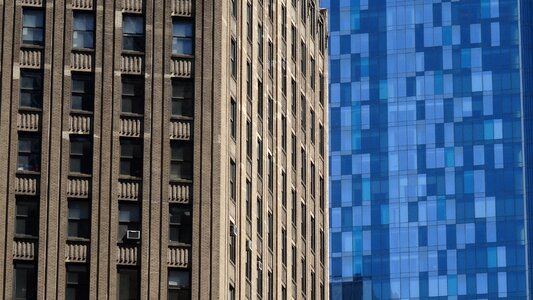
[171,53,194,59]
[67,237,90,243]
[19,107,43,113]
[168,242,192,248]
[14,234,38,240]
[118,175,142,181]
[68,173,92,178]
[72,47,95,53]
[21,44,44,50]
[121,50,145,56]
[170,115,194,121]
[169,178,193,184]
[16,170,40,176]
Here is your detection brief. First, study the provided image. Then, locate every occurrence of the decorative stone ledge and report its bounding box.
[71,51,93,71]
[15,174,39,196]
[122,0,143,13]
[72,0,93,10]
[13,239,36,261]
[120,116,143,137]
[170,57,193,78]
[168,182,191,204]
[118,179,140,201]
[65,242,88,263]
[17,111,40,132]
[169,120,191,140]
[67,176,90,198]
[69,113,92,134]
[117,245,138,265]
[171,0,192,17]
[121,54,144,74]
[21,0,43,7]
[20,48,42,69]
[167,246,189,268]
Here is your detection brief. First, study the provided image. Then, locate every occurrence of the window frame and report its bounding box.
[122,15,145,52]
[20,70,43,110]
[169,205,192,245]
[71,73,94,113]
[172,18,194,56]
[22,9,44,46]
[72,12,95,49]
[119,138,143,178]
[69,136,92,175]
[17,134,41,173]
[67,200,91,240]
[15,198,39,238]
[170,141,193,181]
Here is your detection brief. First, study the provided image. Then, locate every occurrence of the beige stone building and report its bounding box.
[0,0,328,299]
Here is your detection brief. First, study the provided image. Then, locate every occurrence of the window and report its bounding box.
[20,71,43,109]
[229,285,235,300]
[120,139,142,177]
[319,176,324,210]
[291,78,296,114]
[257,258,263,295]
[301,201,306,237]
[169,206,192,244]
[22,9,44,46]
[268,41,274,77]
[246,119,252,158]
[319,229,324,264]
[122,15,144,52]
[301,41,306,76]
[318,20,325,54]
[300,0,306,23]
[281,5,287,40]
[17,135,41,172]
[267,153,273,191]
[247,2,253,41]
[245,245,252,280]
[281,228,287,265]
[66,265,89,300]
[310,162,315,197]
[310,109,315,144]
[14,263,37,300]
[73,12,94,49]
[171,80,194,118]
[282,286,287,300]
[310,216,316,251]
[118,203,140,242]
[301,148,306,184]
[257,196,263,236]
[246,61,252,98]
[268,0,273,20]
[172,19,194,55]
[118,268,139,300]
[70,136,92,174]
[121,77,144,115]
[267,97,273,134]
[246,179,252,220]
[71,74,94,112]
[230,38,237,78]
[319,73,324,105]
[258,80,263,118]
[291,25,296,60]
[68,201,90,239]
[230,0,237,18]
[267,271,273,300]
[311,272,316,300]
[320,283,325,300]
[15,198,38,237]
[301,258,306,291]
[257,138,263,176]
[230,99,237,139]
[291,245,297,281]
[267,211,273,250]
[310,58,315,90]
[170,142,193,181]
[230,159,236,200]
[291,189,296,226]
[229,222,236,263]
[281,58,287,95]
[291,133,296,169]
[258,23,263,62]
[281,171,287,207]
[310,3,316,37]
[319,124,324,157]
[281,115,287,151]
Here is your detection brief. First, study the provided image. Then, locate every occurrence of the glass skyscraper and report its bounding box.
[323,0,533,298]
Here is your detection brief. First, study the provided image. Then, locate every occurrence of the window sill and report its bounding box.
[14,234,38,240]
[169,178,193,184]
[118,175,142,181]
[120,112,144,118]
[72,47,95,53]
[171,53,194,59]
[168,242,192,248]
[19,107,43,113]
[16,170,40,176]
[170,115,194,121]
[67,237,90,243]
[68,173,92,178]
[21,44,44,50]
[70,110,94,116]
[121,50,145,56]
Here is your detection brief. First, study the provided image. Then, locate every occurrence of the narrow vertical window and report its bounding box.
[311,216,316,251]
[281,228,287,265]
[301,201,306,237]
[121,77,144,115]
[320,229,325,264]
[281,5,287,40]
[291,25,297,60]
[246,119,252,158]
[291,245,297,281]
[267,97,273,134]
[68,200,90,239]
[20,71,43,109]
[229,285,235,300]
[168,270,191,299]
[229,222,236,263]
[267,271,273,300]
[258,23,264,62]
[319,20,325,54]
[230,38,237,78]
[319,176,325,211]
[66,265,89,300]
[246,179,252,219]
[268,41,274,78]
[258,80,263,117]
[71,74,94,112]
[310,109,315,144]
[257,258,263,295]
[22,9,44,46]
[257,196,263,236]
[268,0,273,20]
[70,136,92,175]
[281,170,287,207]
[291,78,296,114]
[281,58,287,95]
[171,80,194,118]
[267,154,273,191]
[319,124,324,157]
[247,2,253,41]
[14,263,37,300]
[301,41,306,76]
[120,139,143,177]
[118,268,140,300]
[319,73,324,105]
[257,138,263,176]
[230,159,236,200]
[291,189,297,226]
[230,98,237,139]
[118,203,140,242]
[245,244,252,280]
[122,15,144,52]
[310,162,315,197]
[247,61,252,98]
[170,142,193,181]
[310,58,315,90]
[169,206,192,244]
[172,19,194,55]
[311,271,316,300]
[267,211,273,249]
[73,12,94,49]
[15,198,39,237]
[301,148,306,184]
[281,115,287,151]
[291,133,296,169]
[301,257,306,291]
[17,134,41,172]
[230,0,237,18]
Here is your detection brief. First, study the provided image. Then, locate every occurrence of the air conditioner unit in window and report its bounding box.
[126,230,141,240]
[230,224,238,236]
[246,240,253,251]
